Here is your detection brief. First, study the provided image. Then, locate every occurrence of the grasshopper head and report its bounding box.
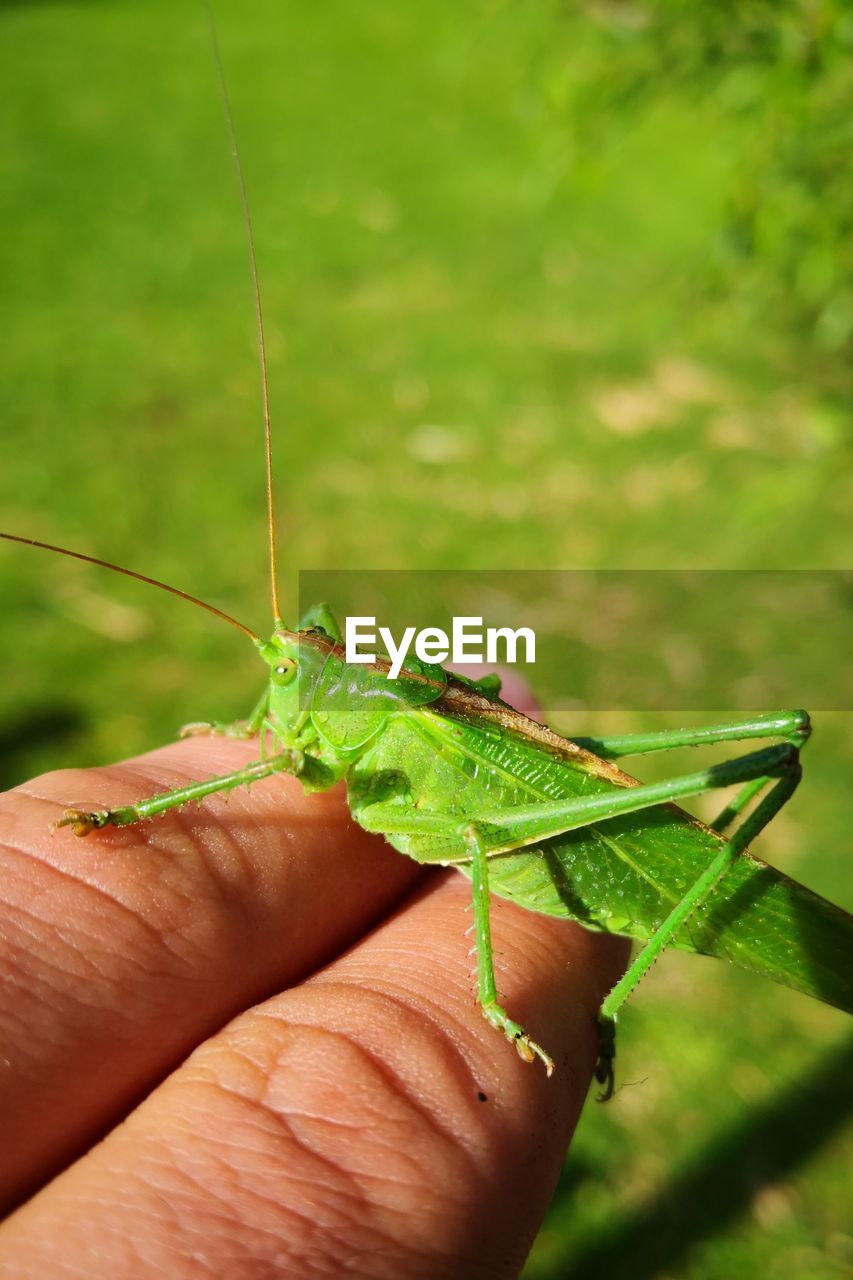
[257,627,332,739]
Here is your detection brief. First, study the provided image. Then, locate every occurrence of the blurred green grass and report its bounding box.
[1,2,851,1276]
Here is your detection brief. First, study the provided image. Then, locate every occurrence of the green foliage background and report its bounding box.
[1,2,850,1275]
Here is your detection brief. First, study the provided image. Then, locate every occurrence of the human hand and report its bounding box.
[0,684,627,1279]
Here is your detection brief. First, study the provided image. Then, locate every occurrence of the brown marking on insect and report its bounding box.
[288,628,754,853]
[435,676,741,846]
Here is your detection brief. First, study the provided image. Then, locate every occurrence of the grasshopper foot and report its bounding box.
[594,1014,616,1101]
[179,719,255,740]
[483,1002,555,1076]
[55,808,116,838]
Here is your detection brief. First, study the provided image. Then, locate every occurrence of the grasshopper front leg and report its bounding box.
[465,824,555,1076]
[179,689,271,742]
[57,749,305,836]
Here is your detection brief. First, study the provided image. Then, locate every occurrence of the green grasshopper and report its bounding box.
[2,532,851,1094]
[2,5,851,1099]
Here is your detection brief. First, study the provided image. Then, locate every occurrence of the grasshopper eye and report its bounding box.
[273,657,297,685]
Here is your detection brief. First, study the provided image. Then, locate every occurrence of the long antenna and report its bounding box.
[0,532,258,641]
[204,0,283,626]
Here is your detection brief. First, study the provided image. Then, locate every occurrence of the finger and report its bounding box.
[0,669,542,1209]
[0,738,422,1211]
[0,852,628,1278]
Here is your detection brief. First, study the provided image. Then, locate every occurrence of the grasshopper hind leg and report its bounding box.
[594,741,804,1100]
[465,824,555,1076]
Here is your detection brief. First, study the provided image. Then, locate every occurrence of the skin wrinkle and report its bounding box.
[240,967,550,1198]
[205,1015,470,1187]
[1,827,214,979]
[0,936,122,1035]
[253,980,485,1121]
[193,1090,376,1177]
[202,1112,380,1234]
[159,774,420,973]
[14,1185,146,1275]
[18,752,278,909]
[0,936,612,1274]
[255,1044,466,1152]
[263,1025,479,1189]
[313,876,594,1070]
[1,836,172,951]
[305,905,575,1091]
[133,994,521,1271]
[0,903,102,999]
[1,891,181,999]
[158,768,337,909]
[103,1127,298,1273]
[135,1111,391,1275]
[335,932,539,1036]
[0,838,238,1059]
[287,977,496,1134]
[99,1179,233,1280]
[0,793,309,1210]
[192,805,282,915]
[0,928,220,1073]
[186,1041,392,1150]
[161,805,259,917]
[183,1043,281,1112]
[0,922,178,1075]
[9,768,410,1011]
[18,927,449,1252]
